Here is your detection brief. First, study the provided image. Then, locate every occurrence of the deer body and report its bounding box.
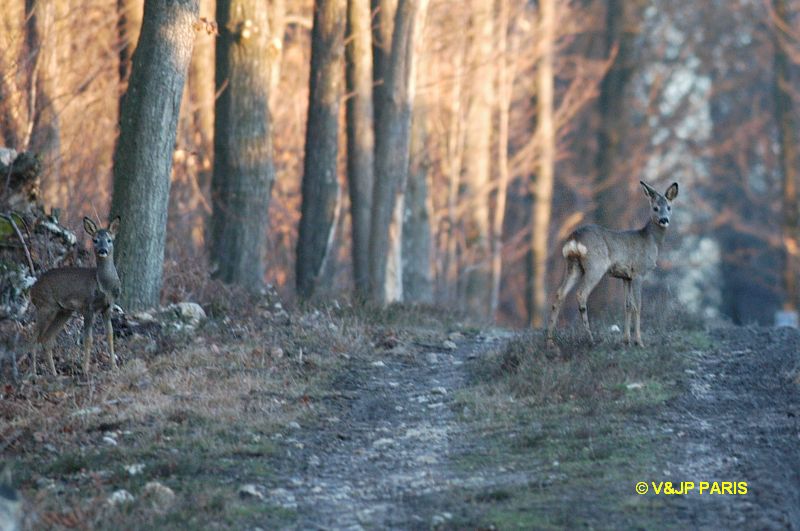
[30,217,121,375]
[546,182,678,349]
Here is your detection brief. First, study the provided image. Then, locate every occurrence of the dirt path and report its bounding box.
[258,326,800,529]
[262,335,518,529]
[661,326,800,528]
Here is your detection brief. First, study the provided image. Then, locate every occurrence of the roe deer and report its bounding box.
[30,217,121,375]
[546,181,678,349]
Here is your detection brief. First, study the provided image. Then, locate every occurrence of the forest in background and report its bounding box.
[1,0,799,327]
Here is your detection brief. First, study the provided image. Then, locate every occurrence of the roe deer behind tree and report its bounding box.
[30,217,121,375]
[546,181,679,349]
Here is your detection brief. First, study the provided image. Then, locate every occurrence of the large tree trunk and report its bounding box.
[296,0,346,299]
[210,0,275,289]
[25,0,62,205]
[345,0,375,297]
[529,0,555,327]
[461,0,494,318]
[773,0,799,312]
[110,0,198,310]
[402,102,433,303]
[368,0,427,304]
[591,0,640,311]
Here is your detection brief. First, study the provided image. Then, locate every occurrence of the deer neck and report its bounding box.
[642,219,668,249]
[95,255,120,297]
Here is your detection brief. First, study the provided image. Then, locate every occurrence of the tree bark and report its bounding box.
[210,0,275,289]
[402,102,433,303]
[25,0,62,204]
[461,0,494,318]
[368,0,427,304]
[530,0,555,327]
[345,0,375,297]
[296,0,346,299]
[773,0,799,312]
[111,0,199,310]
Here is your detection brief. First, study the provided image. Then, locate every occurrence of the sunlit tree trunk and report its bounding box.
[772,0,799,312]
[368,0,427,303]
[210,0,275,289]
[345,0,375,297]
[296,0,346,298]
[117,0,143,114]
[111,0,199,310]
[25,0,62,205]
[462,0,494,318]
[530,0,555,327]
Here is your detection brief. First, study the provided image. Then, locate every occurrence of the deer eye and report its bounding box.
[667,206,671,211]
[93,238,99,244]
[653,207,658,212]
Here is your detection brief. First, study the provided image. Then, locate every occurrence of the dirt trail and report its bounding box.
[258,326,800,529]
[662,326,800,528]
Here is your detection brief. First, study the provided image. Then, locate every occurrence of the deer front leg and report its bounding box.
[623,280,632,345]
[82,310,95,375]
[632,279,644,347]
[104,308,117,369]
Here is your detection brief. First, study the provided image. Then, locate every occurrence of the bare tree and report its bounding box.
[529,0,555,327]
[296,0,346,298]
[210,0,275,289]
[110,0,199,310]
[345,0,375,297]
[772,0,799,313]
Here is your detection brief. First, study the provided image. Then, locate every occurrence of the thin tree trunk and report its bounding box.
[345,0,375,297]
[111,0,199,310]
[268,0,286,112]
[462,0,494,318]
[210,0,274,288]
[490,0,516,318]
[117,0,143,115]
[530,0,555,328]
[371,0,398,129]
[296,0,346,299]
[773,0,799,312]
[368,0,427,304]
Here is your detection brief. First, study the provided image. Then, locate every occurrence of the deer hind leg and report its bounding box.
[81,310,95,375]
[623,280,632,345]
[36,308,71,375]
[547,260,582,347]
[575,266,606,344]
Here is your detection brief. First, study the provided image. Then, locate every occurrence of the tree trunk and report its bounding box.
[371,0,398,130]
[591,0,640,310]
[773,0,799,312]
[345,0,375,297]
[110,0,199,310]
[402,102,433,303]
[461,0,494,318]
[530,0,555,328]
[296,0,346,299]
[368,0,427,304]
[25,0,62,205]
[490,0,516,318]
[210,0,275,289]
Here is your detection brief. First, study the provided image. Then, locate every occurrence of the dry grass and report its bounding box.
[0,290,378,529]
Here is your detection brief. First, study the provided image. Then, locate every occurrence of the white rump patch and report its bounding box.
[562,240,588,259]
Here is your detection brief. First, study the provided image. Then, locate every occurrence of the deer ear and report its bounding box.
[640,181,657,199]
[83,217,98,236]
[665,182,679,201]
[108,216,120,236]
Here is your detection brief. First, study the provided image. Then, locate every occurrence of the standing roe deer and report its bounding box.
[546,181,679,349]
[30,217,121,375]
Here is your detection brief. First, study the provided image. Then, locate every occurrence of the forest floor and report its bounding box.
[2,302,800,529]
